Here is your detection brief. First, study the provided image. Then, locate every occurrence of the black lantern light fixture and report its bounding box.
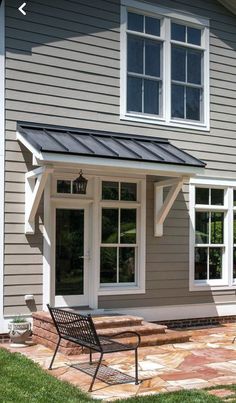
[73,170,88,194]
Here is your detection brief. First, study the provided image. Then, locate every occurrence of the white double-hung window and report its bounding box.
[190,179,236,291]
[120,0,210,130]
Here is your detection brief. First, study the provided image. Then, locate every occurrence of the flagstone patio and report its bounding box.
[2,322,236,401]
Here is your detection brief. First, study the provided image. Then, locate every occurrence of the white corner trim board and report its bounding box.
[0,0,5,333]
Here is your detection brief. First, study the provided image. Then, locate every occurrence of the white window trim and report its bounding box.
[120,0,210,131]
[98,177,146,295]
[189,177,236,291]
[0,0,4,333]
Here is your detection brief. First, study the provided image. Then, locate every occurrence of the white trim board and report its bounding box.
[111,302,236,322]
[0,0,5,333]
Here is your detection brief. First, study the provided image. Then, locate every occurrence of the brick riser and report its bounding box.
[32,312,191,356]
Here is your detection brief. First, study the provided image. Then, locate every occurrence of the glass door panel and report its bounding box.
[56,209,84,296]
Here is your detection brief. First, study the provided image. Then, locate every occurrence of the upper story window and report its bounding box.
[121,0,210,130]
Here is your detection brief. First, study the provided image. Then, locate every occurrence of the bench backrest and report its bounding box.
[47,304,101,350]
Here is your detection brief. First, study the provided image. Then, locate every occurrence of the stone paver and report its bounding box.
[1,322,236,400]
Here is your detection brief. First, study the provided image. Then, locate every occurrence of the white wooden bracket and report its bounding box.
[25,166,54,234]
[154,177,187,237]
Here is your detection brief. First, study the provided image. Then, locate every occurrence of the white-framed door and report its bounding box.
[51,201,90,307]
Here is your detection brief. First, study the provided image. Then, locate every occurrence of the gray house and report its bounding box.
[0,0,235,333]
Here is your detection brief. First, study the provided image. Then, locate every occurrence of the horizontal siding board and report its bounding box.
[5,234,42,245]
[6,53,119,78]
[4,275,42,285]
[6,92,118,114]
[4,255,43,265]
[6,28,120,57]
[4,305,43,316]
[6,71,119,95]
[5,245,42,254]
[5,265,42,275]
[6,15,119,42]
[4,294,42,305]
[4,284,42,295]
[6,3,120,33]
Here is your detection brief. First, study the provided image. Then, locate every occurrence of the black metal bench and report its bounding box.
[47,304,141,391]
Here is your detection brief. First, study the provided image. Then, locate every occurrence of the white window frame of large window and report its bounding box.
[189,177,236,291]
[98,177,146,295]
[120,0,210,131]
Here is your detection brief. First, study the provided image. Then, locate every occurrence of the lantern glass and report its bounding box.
[73,171,88,194]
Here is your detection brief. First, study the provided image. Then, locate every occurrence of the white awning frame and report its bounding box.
[25,166,53,234]
[154,177,187,237]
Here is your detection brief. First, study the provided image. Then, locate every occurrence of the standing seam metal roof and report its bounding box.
[17,124,206,168]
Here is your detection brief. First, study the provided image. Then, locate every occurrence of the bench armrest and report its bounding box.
[110,331,141,348]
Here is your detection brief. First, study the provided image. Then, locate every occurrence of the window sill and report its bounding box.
[98,285,145,295]
[120,113,210,132]
[190,283,236,292]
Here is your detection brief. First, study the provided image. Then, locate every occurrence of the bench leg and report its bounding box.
[135,348,139,385]
[89,348,92,364]
[233,337,236,344]
[48,336,61,370]
[88,352,103,392]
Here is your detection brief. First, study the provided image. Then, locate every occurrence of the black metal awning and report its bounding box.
[17,124,205,168]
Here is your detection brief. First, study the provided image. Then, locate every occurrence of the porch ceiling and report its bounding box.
[17,124,205,172]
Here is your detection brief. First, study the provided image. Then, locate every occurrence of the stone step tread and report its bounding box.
[32,312,144,329]
[97,323,167,337]
[92,316,144,329]
[113,331,191,347]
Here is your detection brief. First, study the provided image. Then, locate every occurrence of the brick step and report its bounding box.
[97,322,167,337]
[93,315,144,329]
[113,330,191,347]
[32,312,144,332]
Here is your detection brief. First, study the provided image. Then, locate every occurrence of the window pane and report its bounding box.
[196,188,209,205]
[144,80,159,115]
[233,248,236,279]
[187,27,201,45]
[57,180,71,194]
[187,50,202,85]
[234,213,236,244]
[145,16,160,36]
[171,23,186,42]
[128,12,144,32]
[145,40,161,77]
[211,189,224,205]
[195,212,209,244]
[102,181,119,200]
[120,209,136,244]
[127,36,143,74]
[127,77,142,113]
[209,248,222,279]
[171,84,184,119]
[121,182,137,201]
[195,247,207,280]
[186,87,201,121]
[102,209,118,243]
[171,46,186,82]
[100,247,117,283]
[119,247,135,282]
[211,212,224,244]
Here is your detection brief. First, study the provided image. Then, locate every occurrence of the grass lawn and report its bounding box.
[0,347,234,403]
